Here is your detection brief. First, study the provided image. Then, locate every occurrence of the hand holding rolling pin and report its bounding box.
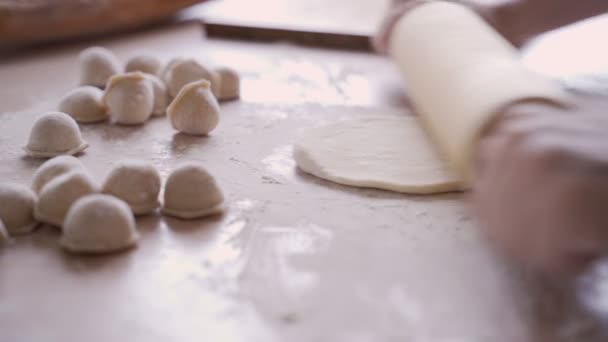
[378,0,608,275]
[474,95,608,276]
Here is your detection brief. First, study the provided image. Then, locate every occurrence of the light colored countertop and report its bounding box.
[1,21,608,342]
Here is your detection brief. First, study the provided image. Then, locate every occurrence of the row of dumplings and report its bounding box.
[69,46,238,130]
[23,47,240,159]
[0,156,224,254]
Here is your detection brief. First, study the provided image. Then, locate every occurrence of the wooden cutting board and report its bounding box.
[188,0,391,50]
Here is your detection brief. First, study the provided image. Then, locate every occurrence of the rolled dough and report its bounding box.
[294,116,463,194]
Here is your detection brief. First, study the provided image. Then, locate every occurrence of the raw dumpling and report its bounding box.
[167,80,220,136]
[102,160,161,215]
[61,194,139,254]
[59,86,108,123]
[161,57,185,85]
[79,47,121,88]
[125,55,162,76]
[0,183,38,235]
[162,163,224,219]
[35,170,99,227]
[103,72,154,125]
[164,59,218,97]
[24,112,89,158]
[31,155,85,193]
[146,74,169,116]
[214,67,240,101]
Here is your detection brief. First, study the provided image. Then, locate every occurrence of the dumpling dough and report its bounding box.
[294,116,463,194]
[125,55,162,76]
[167,80,220,136]
[103,72,154,125]
[31,155,85,193]
[162,163,224,219]
[59,86,108,123]
[35,170,99,227]
[61,194,139,254]
[214,67,240,101]
[79,47,121,88]
[24,112,89,158]
[0,183,38,234]
[145,74,169,116]
[164,59,220,97]
[102,160,161,215]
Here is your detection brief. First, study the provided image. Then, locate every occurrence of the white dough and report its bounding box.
[125,55,162,76]
[103,72,154,125]
[167,80,220,136]
[59,86,108,123]
[61,194,139,254]
[24,112,89,158]
[79,47,121,88]
[35,170,99,227]
[145,74,170,116]
[294,116,463,194]
[389,1,569,181]
[214,67,240,101]
[31,155,85,194]
[161,57,185,85]
[164,59,220,97]
[0,183,38,235]
[102,160,161,215]
[162,163,224,219]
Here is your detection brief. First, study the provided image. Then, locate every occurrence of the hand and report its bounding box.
[471,94,608,276]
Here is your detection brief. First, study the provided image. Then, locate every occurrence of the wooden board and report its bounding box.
[0,0,208,48]
[186,0,390,50]
[1,22,608,342]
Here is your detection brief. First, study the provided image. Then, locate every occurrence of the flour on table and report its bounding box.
[294,116,463,194]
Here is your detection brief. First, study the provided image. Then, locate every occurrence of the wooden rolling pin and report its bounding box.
[388,1,570,183]
[0,0,207,48]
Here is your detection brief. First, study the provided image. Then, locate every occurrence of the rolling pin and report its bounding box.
[387,1,569,183]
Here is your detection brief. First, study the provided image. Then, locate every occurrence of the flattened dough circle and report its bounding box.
[294,116,464,194]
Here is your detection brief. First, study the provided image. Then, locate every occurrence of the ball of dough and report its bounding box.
[164,59,219,97]
[31,155,85,194]
[24,112,89,158]
[103,72,154,125]
[102,160,161,215]
[161,57,185,84]
[0,183,38,235]
[167,80,220,136]
[59,86,108,123]
[125,55,161,76]
[214,67,240,101]
[35,170,99,227]
[162,163,224,219]
[146,74,169,116]
[79,47,121,88]
[61,194,139,254]
[0,219,10,244]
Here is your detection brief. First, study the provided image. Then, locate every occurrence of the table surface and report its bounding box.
[2,16,608,342]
